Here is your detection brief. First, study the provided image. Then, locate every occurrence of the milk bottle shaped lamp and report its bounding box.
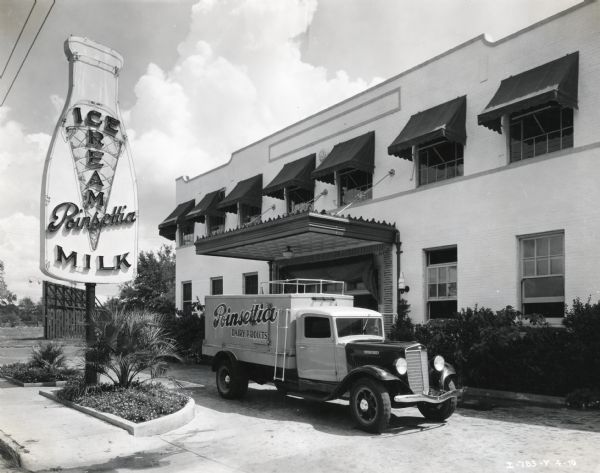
[40,37,138,284]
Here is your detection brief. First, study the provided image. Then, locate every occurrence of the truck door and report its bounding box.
[296,314,337,382]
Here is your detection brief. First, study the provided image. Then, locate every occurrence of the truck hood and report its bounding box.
[345,340,423,373]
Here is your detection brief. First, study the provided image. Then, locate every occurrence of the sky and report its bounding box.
[0,0,581,301]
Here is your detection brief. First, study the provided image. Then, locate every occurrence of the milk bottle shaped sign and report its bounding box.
[40,37,138,283]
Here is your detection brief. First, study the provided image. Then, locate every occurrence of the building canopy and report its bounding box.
[185,190,225,223]
[312,131,375,184]
[194,211,396,261]
[263,154,316,200]
[388,96,467,160]
[217,174,263,213]
[158,199,195,240]
[478,52,579,133]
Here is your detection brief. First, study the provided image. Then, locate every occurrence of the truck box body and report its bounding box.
[203,293,354,370]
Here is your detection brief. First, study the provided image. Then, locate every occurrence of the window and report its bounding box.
[240,204,261,226]
[305,316,331,338]
[243,273,258,294]
[510,105,573,162]
[338,169,372,206]
[418,140,464,186]
[182,281,192,316]
[179,222,194,246]
[286,187,313,214]
[336,317,382,338]
[426,247,457,319]
[210,277,223,295]
[520,232,564,317]
[206,214,225,236]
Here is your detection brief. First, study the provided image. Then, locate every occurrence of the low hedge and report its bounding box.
[390,298,600,398]
[0,362,79,383]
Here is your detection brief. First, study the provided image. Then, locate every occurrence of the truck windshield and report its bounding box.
[336,317,382,338]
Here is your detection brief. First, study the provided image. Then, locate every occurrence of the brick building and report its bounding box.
[159,0,600,327]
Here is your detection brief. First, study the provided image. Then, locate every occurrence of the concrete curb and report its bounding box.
[0,430,25,469]
[3,376,67,387]
[462,386,565,407]
[39,390,196,436]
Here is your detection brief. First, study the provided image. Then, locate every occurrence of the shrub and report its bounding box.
[565,388,600,409]
[163,299,205,362]
[0,362,78,383]
[563,298,600,390]
[30,341,66,371]
[389,298,414,341]
[86,306,181,387]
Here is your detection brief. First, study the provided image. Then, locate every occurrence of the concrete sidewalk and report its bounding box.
[0,376,236,473]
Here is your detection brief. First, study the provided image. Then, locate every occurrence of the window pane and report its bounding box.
[428,284,437,298]
[438,284,447,297]
[428,267,438,283]
[549,235,563,256]
[536,259,549,276]
[448,266,457,283]
[562,127,573,148]
[523,302,564,318]
[523,276,564,298]
[448,282,457,297]
[438,267,447,283]
[244,274,258,294]
[550,257,564,275]
[305,317,331,338]
[522,239,535,258]
[429,300,457,319]
[428,247,457,265]
[182,282,192,301]
[536,237,549,257]
[523,260,535,276]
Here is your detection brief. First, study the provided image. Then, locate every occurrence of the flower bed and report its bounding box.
[57,381,189,423]
[0,362,79,384]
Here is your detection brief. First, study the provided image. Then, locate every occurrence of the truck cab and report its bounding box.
[204,280,461,433]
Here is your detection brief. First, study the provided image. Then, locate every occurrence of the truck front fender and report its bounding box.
[330,365,401,399]
[441,362,457,387]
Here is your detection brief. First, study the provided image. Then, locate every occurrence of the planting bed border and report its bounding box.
[39,389,195,436]
[2,376,67,387]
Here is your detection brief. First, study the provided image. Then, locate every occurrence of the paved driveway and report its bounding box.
[2,331,600,473]
[82,363,599,473]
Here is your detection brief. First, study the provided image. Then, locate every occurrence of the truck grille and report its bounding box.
[406,346,429,395]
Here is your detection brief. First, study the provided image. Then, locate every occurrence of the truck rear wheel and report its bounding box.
[216,359,248,399]
[350,377,391,434]
[417,379,457,422]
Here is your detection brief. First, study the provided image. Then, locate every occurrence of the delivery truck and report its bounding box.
[202,279,461,433]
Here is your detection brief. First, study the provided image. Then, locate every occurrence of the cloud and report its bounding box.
[1,0,379,299]
[0,213,43,299]
[127,0,379,244]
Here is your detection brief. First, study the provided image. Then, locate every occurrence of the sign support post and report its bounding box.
[84,282,97,384]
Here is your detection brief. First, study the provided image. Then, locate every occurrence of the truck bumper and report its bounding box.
[393,389,462,404]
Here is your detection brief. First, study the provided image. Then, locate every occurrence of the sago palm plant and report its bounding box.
[86,306,180,387]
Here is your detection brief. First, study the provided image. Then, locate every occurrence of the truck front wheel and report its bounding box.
[216,359,248,399]
[350,377,391,434]
[417,379,457,422]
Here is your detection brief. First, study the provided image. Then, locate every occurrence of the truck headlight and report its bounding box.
[395,357,407,376]
[433,355,445,372]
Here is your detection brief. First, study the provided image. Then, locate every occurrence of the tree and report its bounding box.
[118,245,176,316]
[0,260,17,307]
[17,297,43,326]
